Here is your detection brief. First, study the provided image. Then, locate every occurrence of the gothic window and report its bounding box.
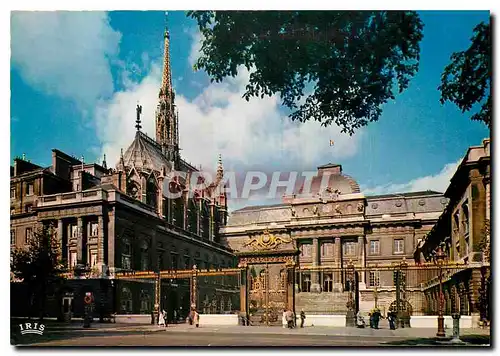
[369,271,380,287]
[393,239,405,254]
[122,239,132,270]
[140,241,149,271]
[187,198,198,233]
[127,182,140,200]
[146,180,158,209]
[369,240,380,255]
[201,201,210,240]
[140,290,151,314]
[323,273,333,292]
[172,197,184,228]
[121,287,133,314]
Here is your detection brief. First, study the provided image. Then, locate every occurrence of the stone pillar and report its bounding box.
[77,217,83,263]
[310,238,321,293]
[57,219,64,260]
[358,236,366,289]
[97,215,105,267]
[334,237,342,291]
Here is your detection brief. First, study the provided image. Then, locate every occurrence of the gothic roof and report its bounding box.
[118,131,172,173]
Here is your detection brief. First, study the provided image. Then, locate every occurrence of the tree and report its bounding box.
[188,11,424,135]
[11,226,64,320]
[439,22,491,129]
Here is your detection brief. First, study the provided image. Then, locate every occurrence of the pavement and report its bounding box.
[11,320,491,347]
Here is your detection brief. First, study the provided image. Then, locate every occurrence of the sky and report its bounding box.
[10,10,490,210]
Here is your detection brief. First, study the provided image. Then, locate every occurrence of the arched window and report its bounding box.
[122,238,132,270]
[140,290,151,314]
[146,180,158,209]
[121,287,133,314]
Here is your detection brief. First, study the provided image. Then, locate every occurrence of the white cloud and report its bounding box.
[11,11,121,108]
[361,160,461,196]
[188,29,203,67]
[95,29,363,210]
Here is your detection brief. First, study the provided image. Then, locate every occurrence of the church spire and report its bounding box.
[155,11,179,165]
[216,154,224,181]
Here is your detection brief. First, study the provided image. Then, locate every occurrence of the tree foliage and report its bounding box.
[11,227,64,318]
[187,11,424,135]
[439,22,491,129]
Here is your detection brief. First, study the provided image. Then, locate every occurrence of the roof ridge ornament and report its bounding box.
[135,103,143,131]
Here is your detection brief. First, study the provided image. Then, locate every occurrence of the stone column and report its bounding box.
[57,219,64,261]
[334,237,342,291]
[358,236,366,289]
[310,238,321,293]
[77,217,83,263]
[97,215,105,266]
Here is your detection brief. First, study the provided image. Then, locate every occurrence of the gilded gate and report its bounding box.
[248,263,288,325]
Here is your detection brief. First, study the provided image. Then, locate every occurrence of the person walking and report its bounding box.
[286,309,294,329]
[300,309,306,328]
[388,311,396,330]
[158,310,165,327]
[194,310,200,328]
[372,308,381,329]
[282,309,287,328]
[163,310,168,328]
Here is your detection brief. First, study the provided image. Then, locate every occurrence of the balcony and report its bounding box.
[38,189,108,207]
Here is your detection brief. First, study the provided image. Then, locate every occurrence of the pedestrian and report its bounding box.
[286,309,294,329]
[372,308,381,329]
[388,311,396,330]
[282,309,287,328]
[163,310,168,328]
[300,309,306,328]
[173,309,177,324]
[194,310,200,328]
[356,311,366,328]
[158,310,165,327]
[369,311,374,328]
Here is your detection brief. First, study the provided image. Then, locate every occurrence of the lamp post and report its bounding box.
[435,246,446,337]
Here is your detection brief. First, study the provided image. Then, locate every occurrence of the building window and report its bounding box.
[11,230,15,245]
[393,270,406,286]
[394,239,405,254]
[10,187,15,199]
[140,241,149,271]
[323,273,333,292]
[90,251,97,267]
[321,242,333,257]
[301,273,311,292]
[26,182,34,196]
[300,244,312,257]
[171,254,178,270]
[344,241,356,256]
[369,271,380,287]
[184,256,191,269]
[71,225,78,239]
[25,204,33,213]
[462,204,469,235]
[122,240,131,270]
[453,213,460,234]
[121,287,133,314]
[369,240,380,255]
[70,251,77,268]
[90,222,98,237]
[140,290,150,314]
[25,228,32,244]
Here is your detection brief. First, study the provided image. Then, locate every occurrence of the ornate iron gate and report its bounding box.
[248,263,288,326]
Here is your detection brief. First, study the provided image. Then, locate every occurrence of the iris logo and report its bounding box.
[18,322,45,336]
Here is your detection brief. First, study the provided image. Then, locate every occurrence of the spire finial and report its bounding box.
[102,154,107,169]
[164,11,169,38]
[135,103,143,131]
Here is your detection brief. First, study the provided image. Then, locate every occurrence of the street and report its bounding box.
[12,324,491,347]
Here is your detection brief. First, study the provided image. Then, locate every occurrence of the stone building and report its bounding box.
[10,23,236,321]
[222,163,447,323]
[413,138,491,324]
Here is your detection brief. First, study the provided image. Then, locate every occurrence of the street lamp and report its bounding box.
[435,246,446,337]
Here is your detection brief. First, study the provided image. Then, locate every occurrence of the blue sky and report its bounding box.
[10,10,490,206]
